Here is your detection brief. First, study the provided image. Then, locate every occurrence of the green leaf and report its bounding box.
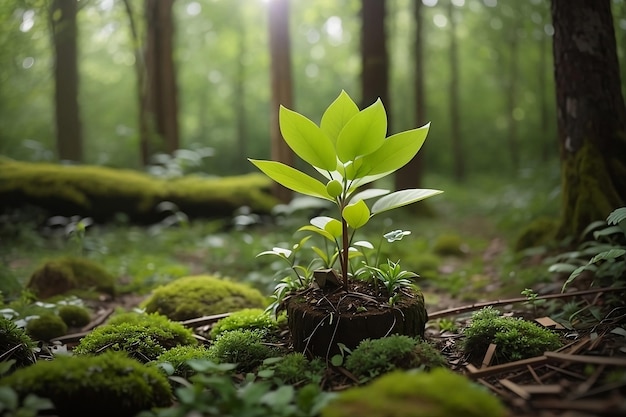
[330,354,343,366]
[312,246,330,264]
[607,207,626,225]
[320,90,359,144]
[22,394,54,411]
[589,249,626,263]
[279,106,337,170]
[371,189,443,216]
[261,385,295,407]
[343,200,370,229]
[348,188,390,203]
[360,123,430,176]
[310,216,342,238]
[548,263,579,274]
[593,226,623,239]
[0,386,18,411]
[298,225,335,241]
[336,99,387,162]
[249,159,332,200]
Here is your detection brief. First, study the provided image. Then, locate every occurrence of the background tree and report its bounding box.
[142,0,180,164]
[268,0,294,202]
[395,0,426,191]
[448,0,464,182]
[551,0,626,237]
[50,0,82,162]
[360,0,389,118]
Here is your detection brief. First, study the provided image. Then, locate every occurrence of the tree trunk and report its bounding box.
[235,3,247,172]
[51,0,82,162]
[360,0,389,120]
[448,0,464,181]
[551,0,626,238]
[142,0,180,164]
[506,18,520,171]
[268,0,294,203]
[395,0,425,191]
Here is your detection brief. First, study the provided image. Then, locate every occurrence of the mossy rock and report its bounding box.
[0,158,277,223]
[0,316,36,372]
[26,313,68,341]
[73,313,197,363]
[207,329,277,372]
[141,275,268,321]
[345,335,446,379]
[26,257,115,299]
[58,304,91,328]
[0,351,172,417]
[433,234,467,256]
[321,368,506,417]
[463,307,562,363]
[514,216,559,251]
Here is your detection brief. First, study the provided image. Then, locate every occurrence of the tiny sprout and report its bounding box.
[384,230,411,243]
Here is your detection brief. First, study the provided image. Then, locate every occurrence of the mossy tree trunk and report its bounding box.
[360,0,389,119]
[551,0,626,239]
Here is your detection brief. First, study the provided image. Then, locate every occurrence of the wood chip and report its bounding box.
[535,316,565,330]
[544,351,626,367]
[466,355,549,379]
[499,378,530,400]
[482,343,497,368]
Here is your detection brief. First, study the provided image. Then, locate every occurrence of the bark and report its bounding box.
[360,0,390,121]
[448,0,464,181]
[235,3,247,171]
[142,0,180,164]
[268,0,294,202]
[551,0,626,238]
[506,19,520,171]
[395,0,426,191]
[51,0,82,162]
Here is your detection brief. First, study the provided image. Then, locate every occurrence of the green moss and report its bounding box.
[27,257,115,299]
[432,234,466,256]
[210,308,281,339]
[154,345,213,378]
[26,313,67,341]
[0,351,172,417]
[0,159,277,222]
[58,304,91,327]
[514,216,559,251]
[73,313,197,362]
[207,329,276,371]
[463,307,562,363]
[345,335,446,379]
[321,368,506,417]
[142,275,267,321]
[0,316,36,372]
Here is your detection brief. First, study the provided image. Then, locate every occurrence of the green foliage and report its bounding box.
[0,351,172,417]
[139,359,335,417]
[258,353,325,386]
[463,307,562,363]
[207,329,276,372]
[547,207,626,291]
[73,313,197,362]
[210,308,282,339]
[154,345,213,379]
[26,256,115,299]
[25,313,67,341]
[0,385,54,417]
[141,275,267,321]
[57,304,91,327]
[250,91,442,290]
[344,334,446,379]
[321,368,506,417]
[0,316,36,372]
[360,259,417,304]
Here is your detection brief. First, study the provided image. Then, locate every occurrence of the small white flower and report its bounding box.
[383,230,411,243]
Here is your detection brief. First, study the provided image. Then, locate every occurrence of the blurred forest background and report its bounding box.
[4,0,624,178]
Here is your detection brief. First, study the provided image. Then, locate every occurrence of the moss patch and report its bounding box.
[26,257,115,300]
[0,316,36,372]
[142,275,267,321]
[0,351,172,417]
[321,368,506,417]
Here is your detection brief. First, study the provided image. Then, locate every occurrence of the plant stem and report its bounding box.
[342,217,350,291]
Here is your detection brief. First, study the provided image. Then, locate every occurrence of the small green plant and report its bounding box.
[207,329,277,372]
[344,334,446,380]
[258,353,325,386]
[0,316,36,372]
[74,313,197,362]
[361,259,417,305]
[154,345,214,379]
[249,90,442,295]
[548,207,626,291]
[463,307,562,363]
